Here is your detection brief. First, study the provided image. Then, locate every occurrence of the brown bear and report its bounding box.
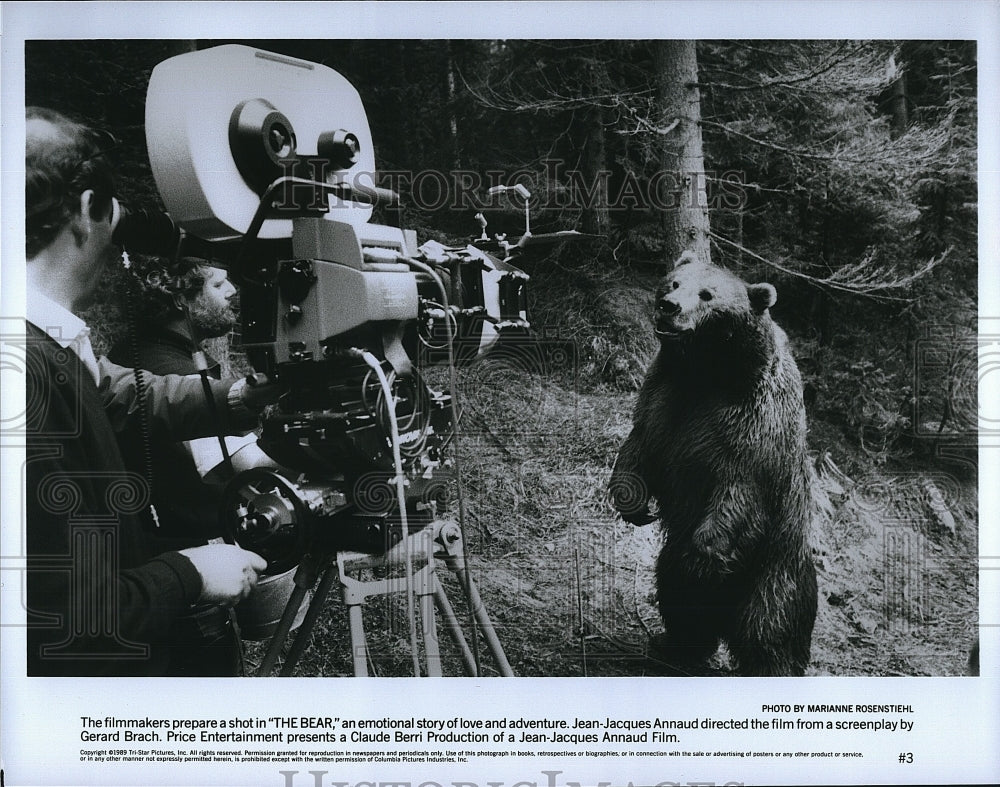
[610,251,817,676]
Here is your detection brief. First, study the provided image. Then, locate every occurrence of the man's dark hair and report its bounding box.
[129,256,209,327]
[26,106,116,258]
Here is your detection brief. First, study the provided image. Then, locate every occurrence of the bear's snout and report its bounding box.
[654,296,690,338]
[658,296,682,316]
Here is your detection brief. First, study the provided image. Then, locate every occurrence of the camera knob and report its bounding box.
[318,129,360,170]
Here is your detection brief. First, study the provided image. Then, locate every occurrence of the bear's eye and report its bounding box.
[699,290,713,301]
[671,280,680,291]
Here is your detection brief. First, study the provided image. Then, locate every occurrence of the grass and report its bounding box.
[244,353,978,678]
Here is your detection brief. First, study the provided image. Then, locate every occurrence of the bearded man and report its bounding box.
[110,258,239,376]
[108,257,266,675]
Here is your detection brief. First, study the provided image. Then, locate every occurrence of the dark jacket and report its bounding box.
[109,325,221,378]
[108,325,245,677]
[25,322,239,676]
[108,327,226,544]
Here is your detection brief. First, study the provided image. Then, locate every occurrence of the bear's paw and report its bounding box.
[691,517,737,563]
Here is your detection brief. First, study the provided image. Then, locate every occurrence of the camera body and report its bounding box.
[141,45,530,570]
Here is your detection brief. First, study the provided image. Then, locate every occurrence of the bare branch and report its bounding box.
[709,230,950,300]
[700,119,889,165]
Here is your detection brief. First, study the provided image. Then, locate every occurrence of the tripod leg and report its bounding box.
[256,583,310,677]
[432,575,478,676]
[420,588,442,677]
[279,562,339,677]
[348,603,368,677]
[449,562,515,677]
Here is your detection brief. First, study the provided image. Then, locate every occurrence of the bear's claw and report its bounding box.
[621,508,657,526]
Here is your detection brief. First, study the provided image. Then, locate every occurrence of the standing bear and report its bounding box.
[610,251,817,676]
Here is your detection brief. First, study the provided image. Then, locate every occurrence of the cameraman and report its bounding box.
[108,257,276,676]
[24,106,273,677]
[110,258,240,375]
[109,256,269,497]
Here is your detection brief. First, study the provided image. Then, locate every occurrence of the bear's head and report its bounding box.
[653,251,777,343]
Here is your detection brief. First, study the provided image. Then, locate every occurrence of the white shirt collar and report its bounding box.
[26,291,90,348]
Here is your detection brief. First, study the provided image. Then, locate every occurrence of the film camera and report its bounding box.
[131,45,536,580]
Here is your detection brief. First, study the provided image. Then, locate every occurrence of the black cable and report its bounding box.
[365,364,432,462]
[120,255,161,528]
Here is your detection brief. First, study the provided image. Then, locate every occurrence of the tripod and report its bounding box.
[253,519,514,677]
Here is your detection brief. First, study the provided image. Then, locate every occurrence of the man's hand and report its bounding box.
[178,544,267,606]
[227,373,282,416]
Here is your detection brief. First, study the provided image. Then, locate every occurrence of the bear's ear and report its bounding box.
[672,251,699,269]
[747,282,777,314]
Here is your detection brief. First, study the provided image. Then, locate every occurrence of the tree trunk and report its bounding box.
[580,104,610,238]
[653,40,711,265]
[446,40,461,170]
[887,54,909,138]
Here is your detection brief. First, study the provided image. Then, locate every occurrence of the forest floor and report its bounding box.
[245,332,979,679]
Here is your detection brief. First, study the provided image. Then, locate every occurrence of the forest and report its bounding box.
[24,39,979,676]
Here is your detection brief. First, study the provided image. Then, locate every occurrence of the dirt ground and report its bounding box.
[246,360,979,679]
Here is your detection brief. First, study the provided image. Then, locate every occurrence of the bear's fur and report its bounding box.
[610,251,817,676]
